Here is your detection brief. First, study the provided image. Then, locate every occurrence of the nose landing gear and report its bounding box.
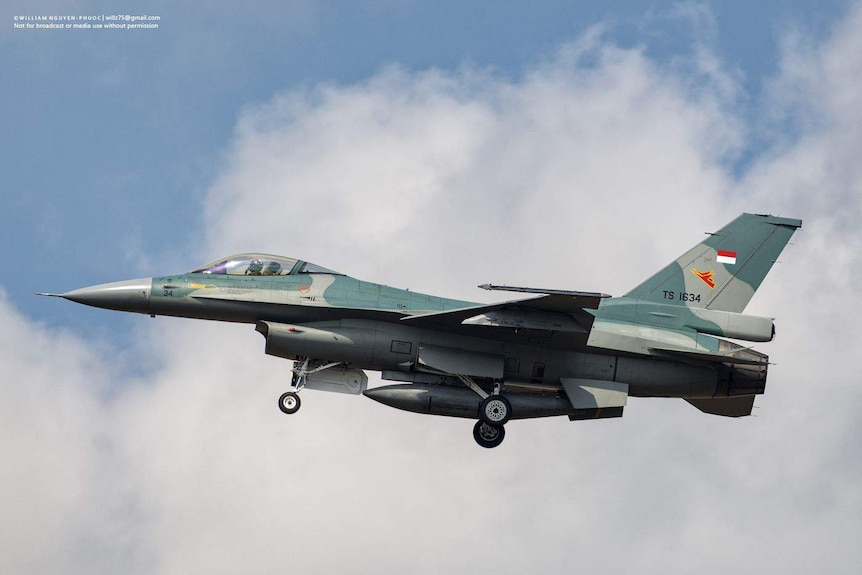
[276,357,344,415]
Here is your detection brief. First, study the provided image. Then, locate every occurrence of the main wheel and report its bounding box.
[278,391,301,414]
[479,395,512,426]
[473,421,506,448]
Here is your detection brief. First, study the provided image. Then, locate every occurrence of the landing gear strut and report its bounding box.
[455,374,511,448]
[277,357,344,415]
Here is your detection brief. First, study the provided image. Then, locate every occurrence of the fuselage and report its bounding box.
[47,213,801,447]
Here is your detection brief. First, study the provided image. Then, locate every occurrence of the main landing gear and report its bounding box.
[457,375,512,449]
[479,394,512,426]
[473,420,506,448]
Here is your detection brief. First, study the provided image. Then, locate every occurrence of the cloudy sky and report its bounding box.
[2,1,861,573]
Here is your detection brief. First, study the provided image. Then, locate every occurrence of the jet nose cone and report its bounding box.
[62,278,152,313]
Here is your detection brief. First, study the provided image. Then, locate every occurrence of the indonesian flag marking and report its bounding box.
[716,250,737,265]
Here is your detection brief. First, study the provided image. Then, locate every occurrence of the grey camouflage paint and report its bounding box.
[52,213,801,426]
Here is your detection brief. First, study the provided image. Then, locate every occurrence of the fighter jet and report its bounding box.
[42,213,801,448]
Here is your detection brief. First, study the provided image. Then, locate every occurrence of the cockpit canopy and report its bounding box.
[191,253,341,276]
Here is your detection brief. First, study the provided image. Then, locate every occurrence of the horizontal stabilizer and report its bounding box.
[648,347,767,366]
[685,395,755,417]
[587,318,769,365]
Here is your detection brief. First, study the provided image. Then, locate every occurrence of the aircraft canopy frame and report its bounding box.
[191,253,342,276]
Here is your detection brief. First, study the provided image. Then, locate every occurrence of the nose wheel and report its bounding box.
[278,391,301,414]
[277,357,308,415]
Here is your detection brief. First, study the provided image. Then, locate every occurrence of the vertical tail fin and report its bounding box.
[625,213,802,313]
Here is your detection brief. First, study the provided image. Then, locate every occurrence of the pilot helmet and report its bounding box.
[248,258,263,274]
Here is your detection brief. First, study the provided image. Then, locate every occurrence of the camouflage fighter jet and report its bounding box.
[42,213,801,448]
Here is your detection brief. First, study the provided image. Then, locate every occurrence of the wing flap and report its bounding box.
[461,308,588,333]
[401,292,605,330]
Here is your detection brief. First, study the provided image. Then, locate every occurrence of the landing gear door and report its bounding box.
[305,366,369,395]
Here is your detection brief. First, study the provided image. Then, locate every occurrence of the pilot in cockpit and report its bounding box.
[246,258,264,275]
[263,261,282,275]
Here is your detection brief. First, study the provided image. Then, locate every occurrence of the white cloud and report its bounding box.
[5,5,862,574]
[0,291,137,574]
[205,35,743,300]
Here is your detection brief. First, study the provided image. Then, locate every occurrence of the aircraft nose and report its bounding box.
[61,278,153,313]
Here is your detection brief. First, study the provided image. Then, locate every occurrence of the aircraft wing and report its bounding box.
[400,290,608,333]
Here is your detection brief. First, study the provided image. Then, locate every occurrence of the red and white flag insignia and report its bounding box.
[716,250,737,264]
